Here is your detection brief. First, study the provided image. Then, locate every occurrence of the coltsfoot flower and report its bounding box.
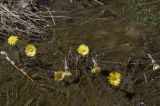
[77,44,89,56]
[91,66,101,73]
[153,64,160,71]
[25,44,36,57]
[8,35,18,45]
[107,72,121,86]
[54,71,65,81]
[54,71,72,81]
[63,71,72,77]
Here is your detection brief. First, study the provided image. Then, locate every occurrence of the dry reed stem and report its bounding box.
[0,51,34,82]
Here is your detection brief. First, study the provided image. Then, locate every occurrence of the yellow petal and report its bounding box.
[8,35,18,45]
[25,44,36,57]
[77,44,89,56]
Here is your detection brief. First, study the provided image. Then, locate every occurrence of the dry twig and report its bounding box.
[0,51,34,82]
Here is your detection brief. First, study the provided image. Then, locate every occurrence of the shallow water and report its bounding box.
[0,0,160,106]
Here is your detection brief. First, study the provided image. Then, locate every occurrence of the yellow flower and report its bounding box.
[54,71,65,81]
[25,44,36,57]
[91,66,101,73]
[8,35,18,45]
[63,71,72,77]
[77,44,89,56]
[54,71,72,81]
[107,72,121,86]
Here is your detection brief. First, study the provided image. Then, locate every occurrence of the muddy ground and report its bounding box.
[0,0,160,106]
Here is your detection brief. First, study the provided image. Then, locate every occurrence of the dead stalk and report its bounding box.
[0,51,34,82]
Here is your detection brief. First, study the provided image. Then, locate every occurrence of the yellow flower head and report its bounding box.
[77,44,89,56]
[63,71,72,77]
[54,71,65,81]
[91,66,101,73]
[25,44,36,57]
[54,71,72,81]
[8,35,18,45]
[107,72,121,86]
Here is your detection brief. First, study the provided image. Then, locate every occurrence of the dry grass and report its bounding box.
[0,2,47,39]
